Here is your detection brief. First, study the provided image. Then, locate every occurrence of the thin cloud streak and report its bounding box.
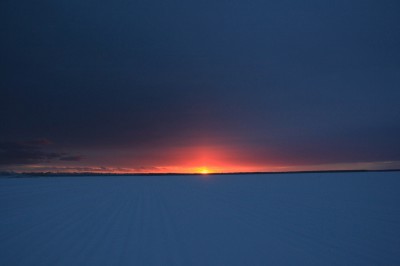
[0,139,81,166]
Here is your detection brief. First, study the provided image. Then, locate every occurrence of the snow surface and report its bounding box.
[1,172,400,265]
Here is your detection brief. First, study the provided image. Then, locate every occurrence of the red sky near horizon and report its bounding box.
[6,141,400,174]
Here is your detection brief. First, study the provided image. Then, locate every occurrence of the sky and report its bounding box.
[1,0,400,173]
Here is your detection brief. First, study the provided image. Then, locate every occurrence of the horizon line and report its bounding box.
[1,169,400,177]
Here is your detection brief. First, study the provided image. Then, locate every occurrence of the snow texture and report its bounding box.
[1,172,400,265]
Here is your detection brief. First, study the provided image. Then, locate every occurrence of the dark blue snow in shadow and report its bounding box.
[1,172,400,265]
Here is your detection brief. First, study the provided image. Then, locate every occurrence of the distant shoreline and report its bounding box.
[1,169,399,178]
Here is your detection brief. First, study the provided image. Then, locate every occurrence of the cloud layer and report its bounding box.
[0,139,81,166]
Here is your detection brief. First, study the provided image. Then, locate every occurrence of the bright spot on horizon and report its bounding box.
[197,167,211,175]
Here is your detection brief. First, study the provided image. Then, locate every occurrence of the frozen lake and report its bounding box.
[1,172,400,265]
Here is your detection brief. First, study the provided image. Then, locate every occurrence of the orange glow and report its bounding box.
[56,142,277,174]
[150,145,273,174]
[17,142,393,174]
[12,141,400,174]
[197,167,211,174]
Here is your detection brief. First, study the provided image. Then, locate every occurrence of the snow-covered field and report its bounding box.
[1,172,399,265]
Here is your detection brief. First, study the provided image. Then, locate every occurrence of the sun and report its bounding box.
[197,167,211,175]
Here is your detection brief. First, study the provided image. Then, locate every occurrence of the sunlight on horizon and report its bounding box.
[196,167,211,175]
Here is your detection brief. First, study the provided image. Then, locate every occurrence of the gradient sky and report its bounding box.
[1,0,400,173]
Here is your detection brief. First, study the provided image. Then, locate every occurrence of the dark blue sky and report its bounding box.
[1,0,400,172]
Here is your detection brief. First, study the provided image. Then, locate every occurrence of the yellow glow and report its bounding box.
[197,167,211,174]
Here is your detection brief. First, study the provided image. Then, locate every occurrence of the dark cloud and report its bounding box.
[0,140,81,166]
[10,165,167,173]
[59,156,82,162]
